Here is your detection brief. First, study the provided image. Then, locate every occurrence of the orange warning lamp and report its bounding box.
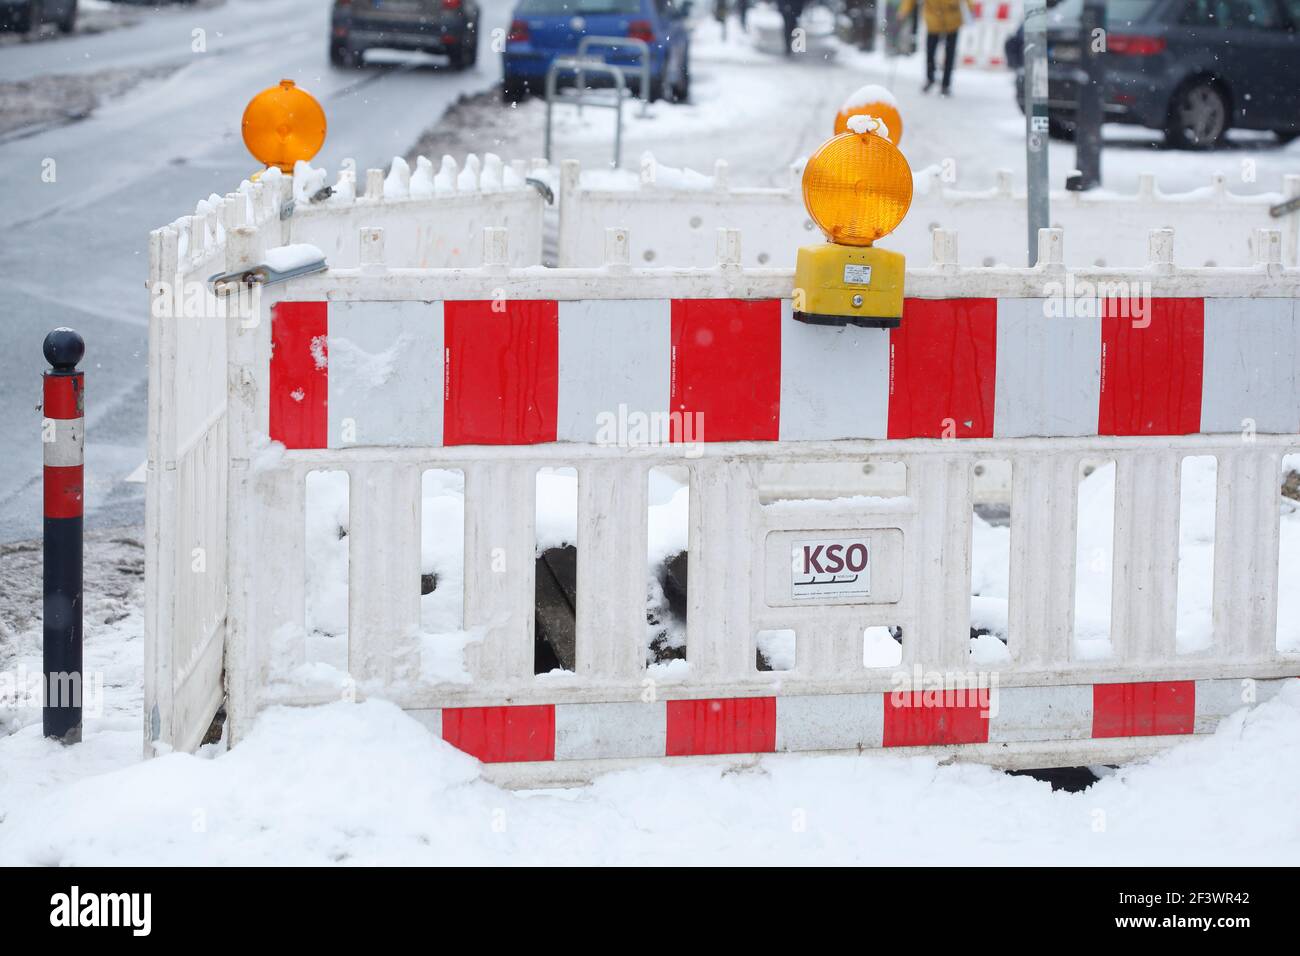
[242,79,327,172]
[793,116,914,328]
[834,84,903,145]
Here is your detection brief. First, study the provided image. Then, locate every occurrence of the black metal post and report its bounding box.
[43,328,85,744]
[1068,0,1105,191]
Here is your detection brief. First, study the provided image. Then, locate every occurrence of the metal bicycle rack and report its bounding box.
[544,36,652,170]
[544,58,627,169]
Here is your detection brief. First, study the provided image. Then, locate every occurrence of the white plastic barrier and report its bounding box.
[140,214,1300,783]
[958,0,1020,69]
[287,155,546,269]
[145,154,543,753]
[557,155,1300,269]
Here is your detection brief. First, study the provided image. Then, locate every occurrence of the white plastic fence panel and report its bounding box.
[211,234,1300,765]
[558,159,1300,269]
[145,175,284,754]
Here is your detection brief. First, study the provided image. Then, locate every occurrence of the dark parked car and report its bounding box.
[502,0,692,102]
[330,0,482,70]
[0,0,76,34]
[1007,0,1300,147]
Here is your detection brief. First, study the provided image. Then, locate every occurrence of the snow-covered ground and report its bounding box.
[2,687,1299,865]
[423,16,1300,193]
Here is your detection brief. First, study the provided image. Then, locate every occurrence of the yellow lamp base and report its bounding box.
[793,243,905,329]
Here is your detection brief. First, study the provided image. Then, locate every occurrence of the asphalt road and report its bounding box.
[0,0,515,542]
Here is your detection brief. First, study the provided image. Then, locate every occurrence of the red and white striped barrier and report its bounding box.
[959,0,1019,69]
[146,203,1300,783]
[265,293,1300,450]
[415,677,1287,769]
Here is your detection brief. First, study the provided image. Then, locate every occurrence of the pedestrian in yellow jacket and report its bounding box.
[897,0,976,95]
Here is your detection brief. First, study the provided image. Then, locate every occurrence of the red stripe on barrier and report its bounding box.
[670,299,781,442]
[1099,298,1204,436]
[882,692,991,747]
[666,697,776,756]
[44,465,83,519]
[1092,681,1195,738]
[270,302,329,450]
[444,300,559,445]
[996,2,1010,18]
[42,374,83,420]
[442,705,556,762]
[888,298,997,438]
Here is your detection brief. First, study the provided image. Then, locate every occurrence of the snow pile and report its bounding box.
[2,684,1298,865]
[841,83,900,112]
[262,244,325,274]
[846,114,890,140]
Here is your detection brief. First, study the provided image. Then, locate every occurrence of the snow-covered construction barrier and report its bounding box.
[144,155,542,753]
[283,154,546,269]
[958,0,1020,69]
[558,156,1300,270]
[140,210,1300,782]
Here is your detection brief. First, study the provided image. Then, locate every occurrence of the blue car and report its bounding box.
[503,0,693,103]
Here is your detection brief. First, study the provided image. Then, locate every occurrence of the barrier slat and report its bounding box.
[904,457,973,672]
[575,460,648,680]
[1112,451,1180,664]
[687,461,759,681]
[1009,453,1079,668]
[463,461,535,683]
[1214,449,1283,660]
[348,462,422,684]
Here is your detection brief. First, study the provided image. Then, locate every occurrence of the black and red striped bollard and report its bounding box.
[43,328,85,744]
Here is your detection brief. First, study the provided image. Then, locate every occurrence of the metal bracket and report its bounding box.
[1269,196,1300,219]
[278,186,334,222]
[208,256,328,297]
[526,177,555,204]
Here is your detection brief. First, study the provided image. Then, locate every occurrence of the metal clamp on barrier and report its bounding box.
[208,250,328,297]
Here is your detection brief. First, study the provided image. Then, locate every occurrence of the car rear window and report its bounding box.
[517,0,644,13]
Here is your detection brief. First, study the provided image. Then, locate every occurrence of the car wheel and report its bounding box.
[22,0,43,38]
[57,0,75,33]
[330,43,361,68]
[1047,116,1076,142]
[669,46,690,103]
[1165,79,1229,150]
[502,77,528,103]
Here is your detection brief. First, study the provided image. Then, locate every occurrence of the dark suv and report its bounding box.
[1008,0,1300,148]
[331,0,482,70]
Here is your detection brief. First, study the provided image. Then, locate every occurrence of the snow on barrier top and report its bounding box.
[147,170,1300,783]
[558,155,1300,270]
